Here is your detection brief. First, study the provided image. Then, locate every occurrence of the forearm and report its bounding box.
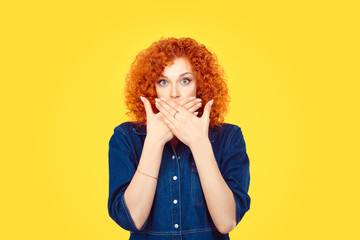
[190,137,236,234]
[124,136,165,230]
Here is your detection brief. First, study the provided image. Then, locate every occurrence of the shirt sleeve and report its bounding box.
[107,125,149,232]
[219,125,251,227]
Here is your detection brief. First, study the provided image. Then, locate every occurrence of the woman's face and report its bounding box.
[155,57,197,103]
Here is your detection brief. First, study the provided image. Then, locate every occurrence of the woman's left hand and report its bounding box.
[155,97,214,147]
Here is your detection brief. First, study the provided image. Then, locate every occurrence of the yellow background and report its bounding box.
[1,0,359,239]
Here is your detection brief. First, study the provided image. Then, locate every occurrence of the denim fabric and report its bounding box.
[108,121,251,240]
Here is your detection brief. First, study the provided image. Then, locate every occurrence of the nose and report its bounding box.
[170,84,180,100]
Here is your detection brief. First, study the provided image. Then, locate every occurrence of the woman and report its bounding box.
[108,37,251,240]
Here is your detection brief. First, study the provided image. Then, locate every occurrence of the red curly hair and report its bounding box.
[124,37,230,128]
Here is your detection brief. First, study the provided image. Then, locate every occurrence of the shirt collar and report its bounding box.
[132,123,215,142]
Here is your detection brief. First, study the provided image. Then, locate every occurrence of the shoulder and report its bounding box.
[114,121,145,135]
[210,123,245,150]
[210,122,242,137]
[109,121,146,149]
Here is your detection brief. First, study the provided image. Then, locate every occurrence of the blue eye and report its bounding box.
[181,78,191,84]
[157,79,168,86]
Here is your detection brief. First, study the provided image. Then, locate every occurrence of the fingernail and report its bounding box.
[210,99,214,106]
[155,98,160,102]
[140,96,144,102]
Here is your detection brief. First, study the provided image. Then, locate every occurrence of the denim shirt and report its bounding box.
[108,121,251,240]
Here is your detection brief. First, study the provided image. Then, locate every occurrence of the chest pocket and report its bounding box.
[191,162,206,206]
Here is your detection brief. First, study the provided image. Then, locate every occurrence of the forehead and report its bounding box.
[162,57,193,75]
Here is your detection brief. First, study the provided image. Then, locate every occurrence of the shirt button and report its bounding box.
[174,224,179,229]
[177,156,180,160]
[173,176,177,180]
[172,155,175,159]
[173,199,178,204]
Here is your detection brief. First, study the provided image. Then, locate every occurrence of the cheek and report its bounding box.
[181,87,196,98]
[192,81,197,95]
[190,85,197,96]
[155,87,166,98]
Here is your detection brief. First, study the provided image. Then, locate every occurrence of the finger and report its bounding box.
[185,100,202,112]
[155,99,177,125]
[182,98,201,109]
[177,96,196,107]
[159,97,187,115]
[159,111,178,136]
[155,98,178,117]
[201,99,214,120]
[140,96,154,118]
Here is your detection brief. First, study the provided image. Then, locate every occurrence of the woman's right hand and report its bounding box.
[140,96,202,145]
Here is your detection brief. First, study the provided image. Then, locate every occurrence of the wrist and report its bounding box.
[189,134,210,150]
[145,134,167,149]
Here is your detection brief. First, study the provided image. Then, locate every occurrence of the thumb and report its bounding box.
[140,96,154,118]
[201,99,214,121]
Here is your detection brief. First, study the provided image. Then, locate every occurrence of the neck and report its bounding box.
[171,137,179,148]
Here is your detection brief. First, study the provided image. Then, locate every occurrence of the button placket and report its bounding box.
[169,149,181,232]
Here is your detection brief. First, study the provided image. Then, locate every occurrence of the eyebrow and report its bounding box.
[161,72,193,78]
